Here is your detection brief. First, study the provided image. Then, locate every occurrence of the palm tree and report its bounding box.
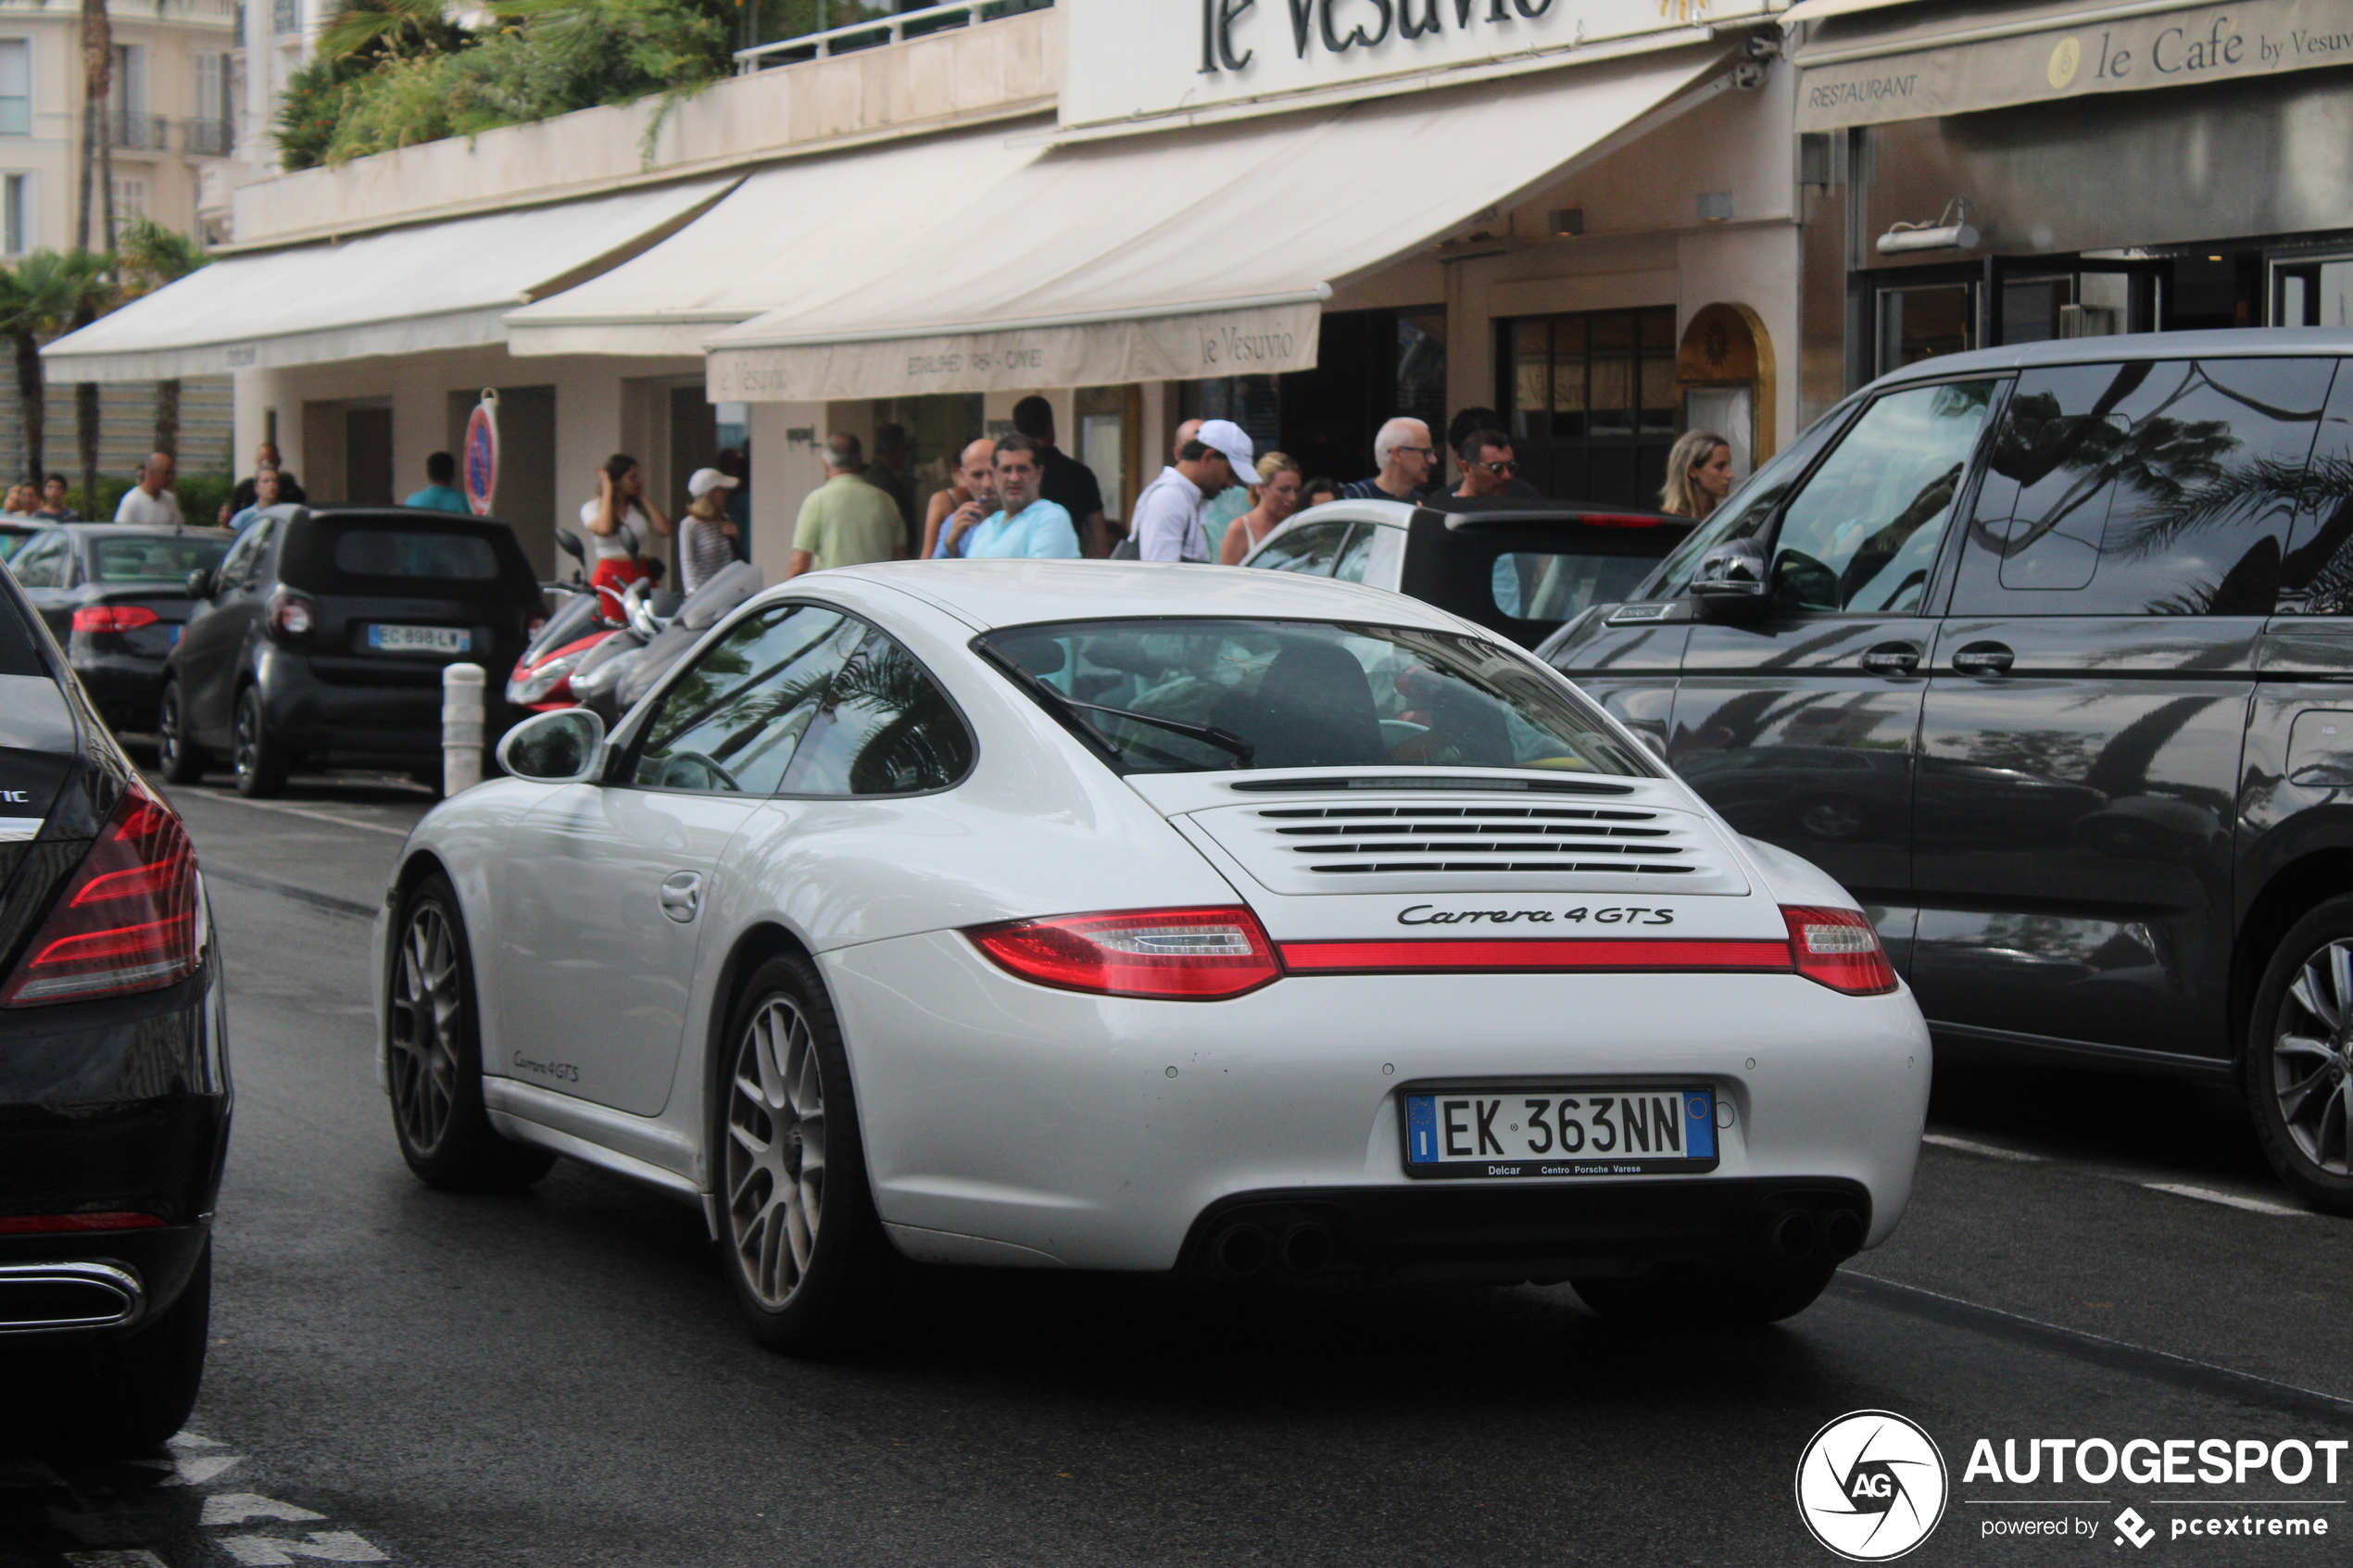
[118,217,208,461]
[76,0,113,255]
[0,252,107,487]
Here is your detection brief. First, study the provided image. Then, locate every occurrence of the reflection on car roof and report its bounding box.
[817,559,1470,634]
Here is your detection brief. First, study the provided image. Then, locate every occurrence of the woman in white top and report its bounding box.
[581,453,673,604]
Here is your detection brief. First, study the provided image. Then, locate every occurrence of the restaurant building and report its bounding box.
[50,0,1814,572]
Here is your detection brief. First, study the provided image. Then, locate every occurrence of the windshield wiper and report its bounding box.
[1055,696,1256,767]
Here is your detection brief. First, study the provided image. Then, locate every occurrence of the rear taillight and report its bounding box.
[270,591,316,640]
[0,779,201,1008]
[70,605,162,633]
[1782,906,1897,995]
[968,907,1281,1000]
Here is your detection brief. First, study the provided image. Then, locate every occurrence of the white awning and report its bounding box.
[703,50,1728,404]
[42,179,733,383]
[503,128,1040,359]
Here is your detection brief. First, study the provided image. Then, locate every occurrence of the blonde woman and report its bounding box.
[1660,430,1736,521]
[1218,451,1306,565]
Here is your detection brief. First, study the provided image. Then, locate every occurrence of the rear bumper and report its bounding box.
[68,646,169,724]
[258,648,510,761]
[0,938,231,1332]
[823,931,1930,1273]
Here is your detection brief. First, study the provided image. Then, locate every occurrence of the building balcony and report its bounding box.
[184,117,235,156]
[105,108,173,151]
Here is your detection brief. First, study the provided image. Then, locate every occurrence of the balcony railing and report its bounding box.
[105,109,172,151]
[734,0,1051,74]
[183,117,235,156]
[272,0,298,33]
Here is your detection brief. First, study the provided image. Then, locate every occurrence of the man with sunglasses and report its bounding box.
[1453,429,1534,500]
[1340,418,1438,503]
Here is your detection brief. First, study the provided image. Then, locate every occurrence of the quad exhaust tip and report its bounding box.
[1762,1207,1865,1264]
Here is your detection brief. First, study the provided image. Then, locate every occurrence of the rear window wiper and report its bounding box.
[984,651,1254,767]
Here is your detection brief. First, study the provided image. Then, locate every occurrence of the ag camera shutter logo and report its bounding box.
[1795,1410,1949,1561]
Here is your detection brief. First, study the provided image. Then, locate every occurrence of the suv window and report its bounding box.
[1956,358,2331,615]
[1249,520,1352,575]
[1768,379,2000,613]
[2269,359,2353,612]
[626,603,855,793]
[1642,392,1862,599]
[783,631,974,796]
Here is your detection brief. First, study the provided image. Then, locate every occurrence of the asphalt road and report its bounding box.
[6,772,2353,1568]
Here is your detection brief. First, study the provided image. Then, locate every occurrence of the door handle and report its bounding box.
[659,872,702,923]
[1859,642,1922,676]
[1950,641,2016,676]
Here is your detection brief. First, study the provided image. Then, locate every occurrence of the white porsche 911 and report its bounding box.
[373,560,1928,1350]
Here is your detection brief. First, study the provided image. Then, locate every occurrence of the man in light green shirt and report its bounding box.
[787,433,906,577]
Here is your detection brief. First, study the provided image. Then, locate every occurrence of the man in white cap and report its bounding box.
[1127,419,1257,563]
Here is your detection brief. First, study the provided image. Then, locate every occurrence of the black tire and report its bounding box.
[2245,897,2353,1214]
[157,680,206,784]
[1572,1257,1837,1327]
[386,873,556,1191]
[714,954,900,1356]
[43,1240,212,1455]
[231,684,287,798]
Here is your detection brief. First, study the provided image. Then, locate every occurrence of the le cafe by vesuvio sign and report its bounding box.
[706,305,1318,403]
[1061,0,1761,128]
[1793,0,2353,130]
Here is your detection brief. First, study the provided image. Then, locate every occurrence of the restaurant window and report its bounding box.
[0,40,28,136]
[1500,307,1677,508]
[1275,307,1445,487]
[2275,256,2353,328]
[1876,281,1973,377]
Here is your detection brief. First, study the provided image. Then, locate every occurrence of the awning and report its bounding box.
[703,50,1729,404]
[1791,0,2353,131]
[503,128,1039,359]
[42,179,733,383]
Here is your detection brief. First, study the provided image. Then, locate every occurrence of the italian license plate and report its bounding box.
[368,623,470,655]
[1403,1086,1718,1179]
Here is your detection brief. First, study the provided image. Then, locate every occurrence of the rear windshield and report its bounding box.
[1490,550,1667,621]
[283,516,535,596]
[978,618,1654,777]
[89,534,232,583]
[333,529,500,579]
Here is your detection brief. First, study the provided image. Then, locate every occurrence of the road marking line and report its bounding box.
[131,1451,241,1486]
[217,1530,389,1564]
[168,1431,226,1449]
[1923,1132,2045,1161]
[65,1553,170,1567]
[202,1493,329,1527]
[2143,1181,2309,1216]
[168,790,412,837]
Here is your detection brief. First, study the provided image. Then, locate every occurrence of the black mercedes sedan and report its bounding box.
[6,523,236,733]
[0,561,228,1452]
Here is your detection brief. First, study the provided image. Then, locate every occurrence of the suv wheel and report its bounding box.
[2246,897,2353,1213]
[387,874,554,1190]
[716,955,898,1355]
[157,682,205,784]
[231,685,288,798]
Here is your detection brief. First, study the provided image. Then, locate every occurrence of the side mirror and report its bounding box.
[1690,537,1769,620]
[496,707,607,784]
[184,568,214,601]
[554,527,586,563]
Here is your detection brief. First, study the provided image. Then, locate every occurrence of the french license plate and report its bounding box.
[1403,1086,1718,1179]
[368,623,470,655]
[168,624,181,645]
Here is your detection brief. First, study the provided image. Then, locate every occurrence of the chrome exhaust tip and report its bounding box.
[0,1261,144,1334]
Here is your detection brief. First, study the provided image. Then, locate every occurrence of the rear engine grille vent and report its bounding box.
[1257,805,1695,876]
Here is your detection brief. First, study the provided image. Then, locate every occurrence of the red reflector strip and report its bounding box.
[1572,514,1672,529]
[1277,938,1793,974]
[0,1211,166,1234]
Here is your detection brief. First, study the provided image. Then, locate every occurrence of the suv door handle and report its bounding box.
[1859,642,1922,676]
[659,872,702,922]
[1950,641,2016,676]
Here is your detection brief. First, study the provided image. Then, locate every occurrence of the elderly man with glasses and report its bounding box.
[1340,418,1438,503]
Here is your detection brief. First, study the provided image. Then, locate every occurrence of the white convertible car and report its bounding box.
[374,560,1929,1351]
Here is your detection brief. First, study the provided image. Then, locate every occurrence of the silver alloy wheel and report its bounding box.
[724,996,827,1309]
[232,691,260,782]
[2273,937,2353,1176]
[388,902,461,1155]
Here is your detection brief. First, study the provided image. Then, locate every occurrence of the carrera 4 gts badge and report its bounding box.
[1394,905,1677,926]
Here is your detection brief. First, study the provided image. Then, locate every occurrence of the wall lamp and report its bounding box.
[1877,197,1979,255]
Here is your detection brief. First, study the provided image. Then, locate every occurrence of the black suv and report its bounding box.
[1544,329,2353,1212]
[158,506,541,797]
[0,564,229,1450]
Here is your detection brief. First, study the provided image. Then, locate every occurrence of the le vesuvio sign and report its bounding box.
[1793,0,2353,129]
[1060,0,1768,129]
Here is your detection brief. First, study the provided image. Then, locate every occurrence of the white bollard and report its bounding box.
[441,663,485,797]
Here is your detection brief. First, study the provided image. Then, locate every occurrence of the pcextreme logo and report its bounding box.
[1796,1411,1951,1561]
